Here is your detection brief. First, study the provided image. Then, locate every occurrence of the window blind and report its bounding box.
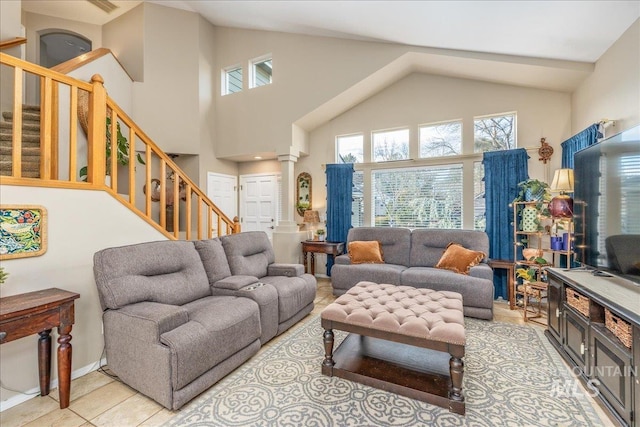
[372,164,463,229]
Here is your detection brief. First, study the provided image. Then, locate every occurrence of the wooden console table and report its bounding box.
[0,288,80,409]
[301,241,344,275]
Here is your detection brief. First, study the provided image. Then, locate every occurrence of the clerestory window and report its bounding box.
[222,66,242,95]
[250,56,272,89]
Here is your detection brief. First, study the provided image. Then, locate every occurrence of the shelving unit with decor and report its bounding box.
[512,201,575,322]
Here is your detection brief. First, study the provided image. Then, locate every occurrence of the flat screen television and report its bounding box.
[573,124,640,283]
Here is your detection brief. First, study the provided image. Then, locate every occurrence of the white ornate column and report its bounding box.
[276,153,298,230]
[273,153,307,263]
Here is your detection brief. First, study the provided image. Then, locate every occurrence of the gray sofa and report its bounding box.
[93,231,316,410]
[331,227,494,320]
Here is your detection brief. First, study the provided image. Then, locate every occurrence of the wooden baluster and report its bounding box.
[40,76,53,180]
[128,129,136,204]
[88,74,106,185]
[68,86,78,182]
[197,197,202,240]
[109,111,117,191]
[159,160,166,229]
[185,184,192,240]
[145,145,152,216]
[173,171,179,238]
[11,67,22,178]
[50,82,58,180]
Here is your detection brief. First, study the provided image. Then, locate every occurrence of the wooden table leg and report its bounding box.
[57,324,73,409]
[303,251,309,274]
[37,329,52,397]
[449,356,464,403]
[322,329,335,375]
[310,253,316,275]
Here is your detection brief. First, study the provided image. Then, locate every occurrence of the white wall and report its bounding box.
[0,186,166,410]
[213,27,407,160]
[131,3,200,156]
[572,19,640,134]
[196,14,238,186]
[102,3,144,83]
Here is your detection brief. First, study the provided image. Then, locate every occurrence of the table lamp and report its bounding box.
[549,168,574,218]
[303,210,320,239]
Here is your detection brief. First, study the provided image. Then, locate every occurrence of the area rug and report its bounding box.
[164,315,602,427]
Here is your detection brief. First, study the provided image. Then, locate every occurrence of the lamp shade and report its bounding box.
[549,169,574,218]
[303,210,320,223]
[550,169,574,193]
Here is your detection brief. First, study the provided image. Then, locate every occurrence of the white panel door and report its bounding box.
[207,172,237,220]
[240,174,278,239]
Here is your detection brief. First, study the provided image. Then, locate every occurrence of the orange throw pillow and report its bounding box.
[435,243,486,275]
[348,241,384,264]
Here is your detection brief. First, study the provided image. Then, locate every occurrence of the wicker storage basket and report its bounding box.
[605,309,632,349]
[566,288,589,318]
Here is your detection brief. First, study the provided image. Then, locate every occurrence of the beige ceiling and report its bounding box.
[18,0,635,105]
[21,0,142,25]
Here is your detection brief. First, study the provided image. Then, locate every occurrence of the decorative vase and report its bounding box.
[525,187,545,202]
[520,206,538,232]
[549,195,573,218]
[550,236,563,251]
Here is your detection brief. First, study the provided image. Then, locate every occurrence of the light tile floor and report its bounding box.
[0,279,616,426]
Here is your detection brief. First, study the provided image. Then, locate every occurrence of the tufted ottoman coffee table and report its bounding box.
[321,281,466,414]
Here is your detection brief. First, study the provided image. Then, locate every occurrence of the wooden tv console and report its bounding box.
[545,268,639,427]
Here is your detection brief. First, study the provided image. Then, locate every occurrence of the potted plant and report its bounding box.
[512,179,551,232]
[513,178,551,204]
[80,117,145,182]
[316,229,325,242]
[516,266,536,283]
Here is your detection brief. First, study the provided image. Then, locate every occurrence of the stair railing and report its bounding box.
[0,37,27,51]
[0,52,240,239]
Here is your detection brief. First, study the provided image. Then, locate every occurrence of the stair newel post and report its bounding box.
[88,74,106,185]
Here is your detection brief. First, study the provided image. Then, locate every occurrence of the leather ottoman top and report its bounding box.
[321,281,465,345]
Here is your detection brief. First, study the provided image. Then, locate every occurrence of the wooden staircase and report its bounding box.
[0,50,240,239]
[0,105,41,178]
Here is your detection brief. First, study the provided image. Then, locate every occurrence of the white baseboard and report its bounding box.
[0,357,107,412]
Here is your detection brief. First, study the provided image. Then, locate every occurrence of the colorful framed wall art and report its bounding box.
[0,205,48,260]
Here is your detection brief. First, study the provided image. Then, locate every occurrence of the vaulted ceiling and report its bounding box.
[21,1,640,64]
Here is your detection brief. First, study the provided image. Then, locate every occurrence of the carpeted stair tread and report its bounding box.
[0,121,41,133]
[2,111,41,123]
[1,104,42,179]
[0,132,41,145]
[0,146,41,158]
[0,160,40,178]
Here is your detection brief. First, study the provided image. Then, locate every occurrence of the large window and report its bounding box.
[339,112,516,230]
[337,134,363,163]
[373,129,409,162]
[222,66,242,95]
[474,113,516,152]
[419,121,462,158]
[372,165,463,229]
